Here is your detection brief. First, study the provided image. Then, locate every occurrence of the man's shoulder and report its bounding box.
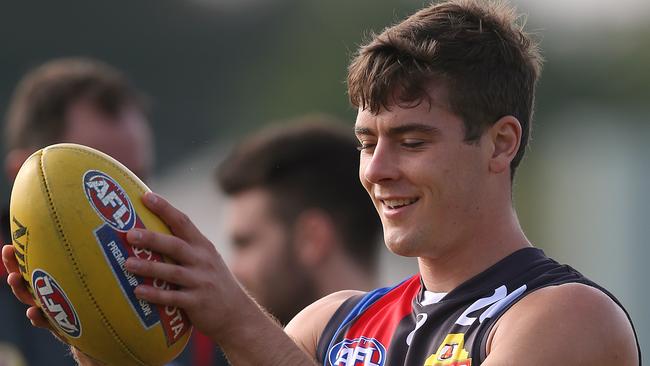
[285,290,364,358]
[485,283,639,365]
[299,290,365,322]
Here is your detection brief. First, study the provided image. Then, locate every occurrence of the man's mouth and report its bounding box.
[381,198,419,209]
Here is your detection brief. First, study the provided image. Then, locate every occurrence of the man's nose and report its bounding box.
[361,141,400,184]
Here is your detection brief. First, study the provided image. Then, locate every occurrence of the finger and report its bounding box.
[2,244,20,273]
[26,306,52,330]
[125,258,193,287]
[141,192,203,242]
[7,272,36,306]
[126,229,194,264]
[26,307,69,345]
[72,348,108,366]
[133,284,191,309]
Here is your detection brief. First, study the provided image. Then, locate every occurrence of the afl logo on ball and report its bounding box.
[83,170,136,231]
[32,269,82,338]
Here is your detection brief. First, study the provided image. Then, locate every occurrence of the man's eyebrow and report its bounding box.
[354,126,374,136]
[354,123,440,136]
[387,123,440,136]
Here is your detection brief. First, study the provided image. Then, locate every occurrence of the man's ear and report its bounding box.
[487,116,522,174]
[291,209,337,267]
[5,148,34,181]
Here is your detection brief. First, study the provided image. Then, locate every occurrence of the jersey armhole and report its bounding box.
[473,281,642,366]
[315,279,410,365]
[315,293,365,364]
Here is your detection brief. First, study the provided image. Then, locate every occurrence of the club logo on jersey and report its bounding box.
[31,269,82,338]
[455,284,527,327]
[83,170,136,231]
[424,334,471,366]
[328,336,386,366]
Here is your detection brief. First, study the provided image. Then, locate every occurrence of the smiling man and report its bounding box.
[313,1,640,363]
[2,1,641,365]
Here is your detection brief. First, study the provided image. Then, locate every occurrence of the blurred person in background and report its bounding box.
[216,117,381,326]
[0,57,153,366]
[177,117,383,365]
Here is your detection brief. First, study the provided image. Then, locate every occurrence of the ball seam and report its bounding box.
[40,146,148,366]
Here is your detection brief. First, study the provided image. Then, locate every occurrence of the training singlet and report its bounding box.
[316,248,641,366]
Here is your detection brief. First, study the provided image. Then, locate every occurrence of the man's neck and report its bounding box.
[418,210,531,293]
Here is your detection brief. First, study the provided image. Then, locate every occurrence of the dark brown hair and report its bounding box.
[5,57,147,150]
[348,0,543,178]
[217,116,381,272]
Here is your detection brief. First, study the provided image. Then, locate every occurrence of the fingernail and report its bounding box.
[134,285,148,298]
[127,230,142,243]
[125,258,140,271]
[145,192,158,205]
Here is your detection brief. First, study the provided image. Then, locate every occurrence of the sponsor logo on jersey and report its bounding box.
[424,333,471,366]
[32,269,82,338]
[83,170,136,231]
[328,336,386,366]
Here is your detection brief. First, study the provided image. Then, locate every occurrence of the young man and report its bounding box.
[216,118,381,326]
[3,1,641,365]
[0,57,153,365]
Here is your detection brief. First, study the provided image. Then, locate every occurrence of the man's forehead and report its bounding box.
[227,188,282,225]
[230,188,273,212]
[354,82,451,126]
[354,103,439,132]
[64,100,153,178]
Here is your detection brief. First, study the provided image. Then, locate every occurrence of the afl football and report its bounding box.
[10,143,192,365]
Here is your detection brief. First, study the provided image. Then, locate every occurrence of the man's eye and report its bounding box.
[402,140,425,148]
[232,236,253,250]
[357,143,376,151]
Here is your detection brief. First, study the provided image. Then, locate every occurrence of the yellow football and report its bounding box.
[10,143,192,366]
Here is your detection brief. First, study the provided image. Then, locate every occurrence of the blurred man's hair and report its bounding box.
[347,0,543,179]
[5,57,148,150]
[217,116,381,272]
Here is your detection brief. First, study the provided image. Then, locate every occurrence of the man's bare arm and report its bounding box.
[286,290,362,357]
[483,283,638,366]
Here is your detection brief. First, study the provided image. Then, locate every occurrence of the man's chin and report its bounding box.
[384,231,421,257]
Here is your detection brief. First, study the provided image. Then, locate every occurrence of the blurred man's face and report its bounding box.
[226,188,315,325]
[64,98,153,180]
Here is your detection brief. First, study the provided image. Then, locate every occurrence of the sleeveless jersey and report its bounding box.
[316,248,641,366]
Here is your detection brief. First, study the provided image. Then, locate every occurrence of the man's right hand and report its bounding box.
[2,245,105,366]
[1,244,50,330]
